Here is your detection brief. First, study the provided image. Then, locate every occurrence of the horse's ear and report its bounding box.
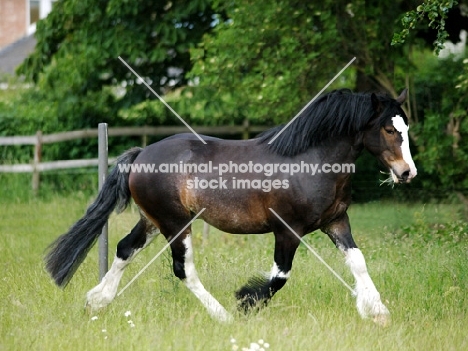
[371,93,382,113]
[396,88,408,105]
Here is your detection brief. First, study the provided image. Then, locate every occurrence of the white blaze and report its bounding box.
[391,115,417,178]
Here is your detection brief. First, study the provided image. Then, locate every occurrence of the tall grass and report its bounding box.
[0,194,467,351]
[0,171,98,202]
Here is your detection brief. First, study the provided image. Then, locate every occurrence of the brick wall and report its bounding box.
[0,0,27,50]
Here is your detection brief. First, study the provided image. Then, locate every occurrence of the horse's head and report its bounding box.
[364,89,417,184]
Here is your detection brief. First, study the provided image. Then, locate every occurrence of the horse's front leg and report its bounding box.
[322,213,390,325]
[236,228,300,312]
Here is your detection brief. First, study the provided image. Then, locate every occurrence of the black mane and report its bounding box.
[257,89,404,156]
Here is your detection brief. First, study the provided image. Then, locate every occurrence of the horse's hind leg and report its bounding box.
[165,225,232,322]
[85,217,159,310]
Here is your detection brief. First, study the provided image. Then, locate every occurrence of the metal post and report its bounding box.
[98,123,109,281]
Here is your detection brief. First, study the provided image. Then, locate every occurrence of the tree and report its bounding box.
[182,0,420,126]
[183,0,468,124]
[16,0,216,130]
[392,0,468,205]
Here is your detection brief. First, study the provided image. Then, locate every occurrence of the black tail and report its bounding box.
[45,147,143,287]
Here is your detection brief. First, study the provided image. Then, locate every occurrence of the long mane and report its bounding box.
[257,89,400,156]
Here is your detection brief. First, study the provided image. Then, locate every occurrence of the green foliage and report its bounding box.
[185,0,410,124]
[457,58,468,91]
[188,1,342,124]
[2,0,217,162]
[15,0,216,128]
[0,172,98,202]
[0,85,132,162]
[392,0,459,54]
[397,210,468,244]
[0,82,60,163]
[391,0,468,200]
[411,53,468,193]
[402,220,468,244]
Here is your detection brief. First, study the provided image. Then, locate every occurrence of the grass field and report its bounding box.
[1,194,467,350]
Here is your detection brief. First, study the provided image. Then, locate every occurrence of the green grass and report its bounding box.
[1,195,467,350]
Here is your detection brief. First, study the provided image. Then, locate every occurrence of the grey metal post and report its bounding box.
[98,123,109,281]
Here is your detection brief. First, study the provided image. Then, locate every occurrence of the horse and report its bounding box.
[45,88,416,324]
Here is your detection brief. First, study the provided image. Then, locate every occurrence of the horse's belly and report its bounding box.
[182,187,272,234]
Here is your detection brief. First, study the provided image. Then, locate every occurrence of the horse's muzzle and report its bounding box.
[391,168,415,184]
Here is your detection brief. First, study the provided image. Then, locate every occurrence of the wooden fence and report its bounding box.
[0,121,268,193]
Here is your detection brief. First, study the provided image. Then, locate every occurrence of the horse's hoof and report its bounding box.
[216,311,234,323]
[84,301,97,314]
[84,278,119,312]
[236,295,269,314]
[373,314,391,327]
[84,297,105,313]
[85,289,112,311]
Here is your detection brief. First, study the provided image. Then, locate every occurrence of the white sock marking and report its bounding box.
[87,228,159,309]
[344,248,389,318]
[182,236,232,322]
[269,262,291,280]
[392,115,417,178]
[86,256,128,310]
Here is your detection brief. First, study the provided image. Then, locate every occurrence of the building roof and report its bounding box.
[0,35,36,76]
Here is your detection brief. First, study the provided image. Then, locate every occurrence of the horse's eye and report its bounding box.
[385,129,395,135]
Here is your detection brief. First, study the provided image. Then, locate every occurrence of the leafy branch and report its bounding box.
[392,0,458,54]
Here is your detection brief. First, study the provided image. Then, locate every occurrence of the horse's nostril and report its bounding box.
[401,170,410,180]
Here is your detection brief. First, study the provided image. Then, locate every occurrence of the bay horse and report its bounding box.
[45,89,416,324]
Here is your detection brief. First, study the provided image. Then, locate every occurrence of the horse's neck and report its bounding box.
[306,137,363,164]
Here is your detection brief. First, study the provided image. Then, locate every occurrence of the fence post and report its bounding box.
[98,123,109,281]
[32,130,42,194]
[141,125,148,147]
[242,119,250,140]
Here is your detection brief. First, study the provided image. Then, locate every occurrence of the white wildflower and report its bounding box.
[90,316,98,321]
[124,310,131,317]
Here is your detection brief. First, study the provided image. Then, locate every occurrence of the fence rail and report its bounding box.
[0,122,268,193]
